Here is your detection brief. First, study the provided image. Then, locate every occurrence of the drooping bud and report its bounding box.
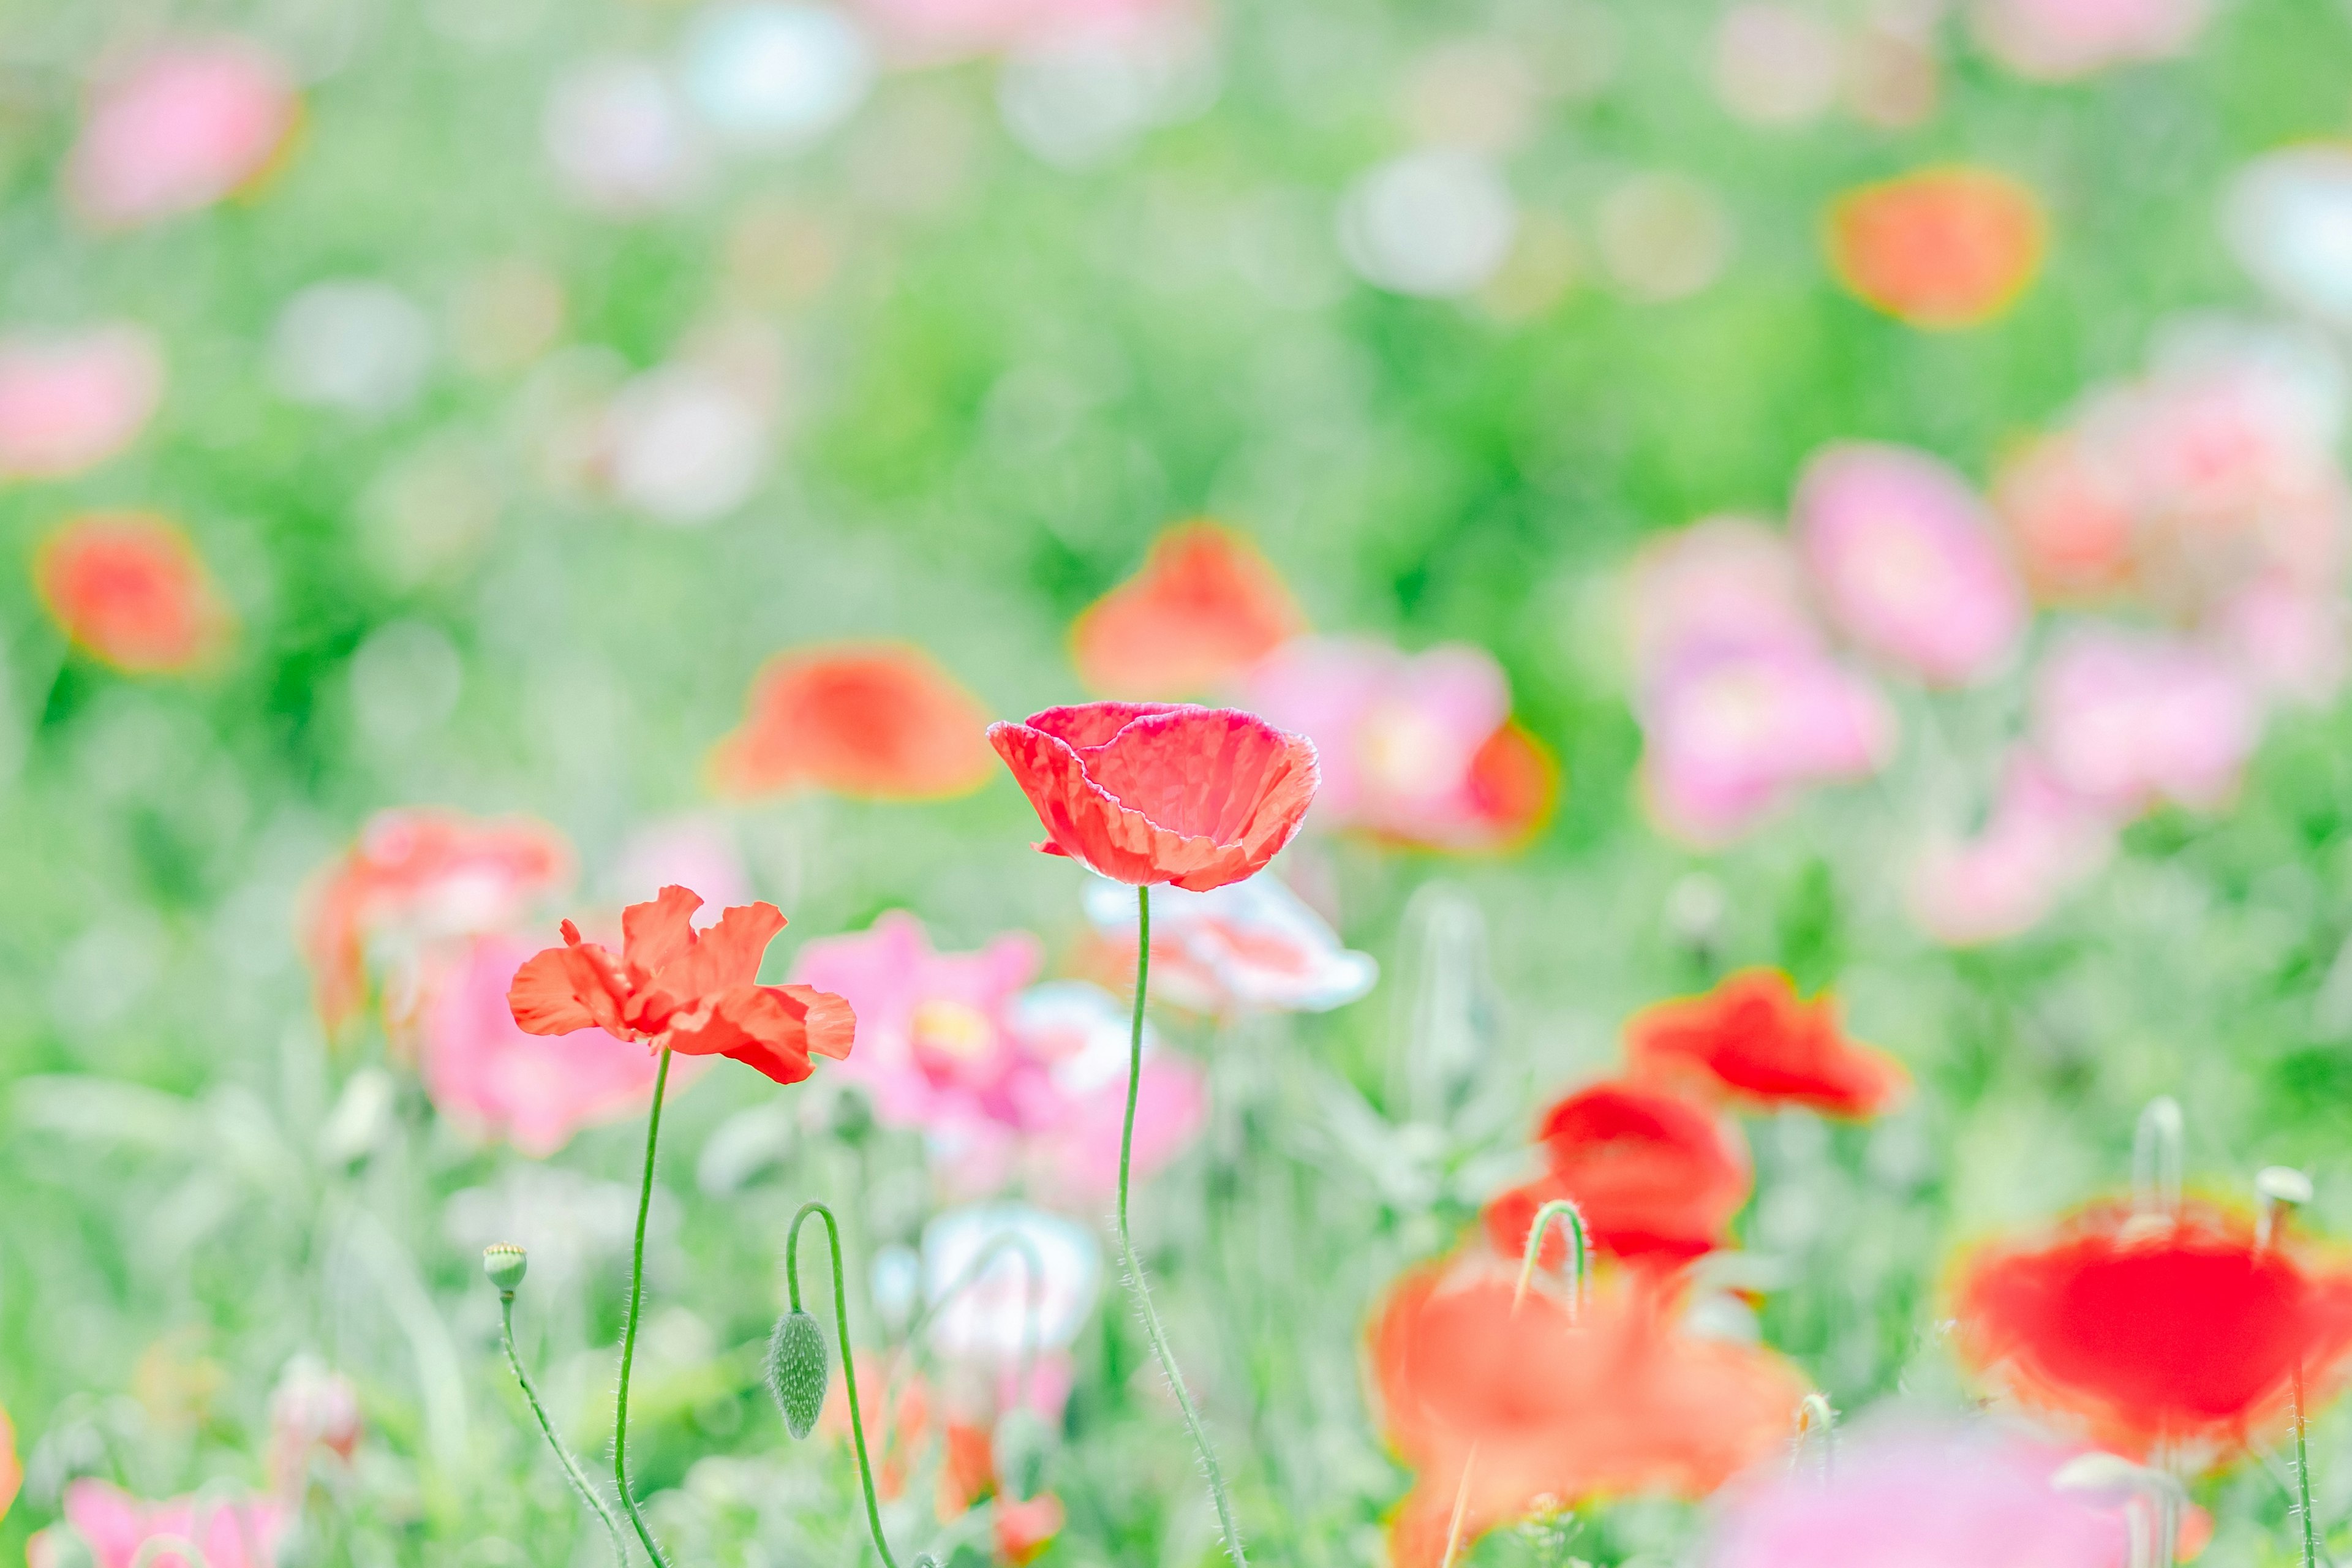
[992,1407,1055,1502]
[482,1242,529,1295]
[766,1310,830,1439]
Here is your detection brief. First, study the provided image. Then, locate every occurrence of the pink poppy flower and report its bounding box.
[66,40,300,230]
[1792,442,2026,685]
[414,934,676,1156]
[2030,628,2261,815]
[1627,517,1820,674]
[1702,1419,2128,1568]
[300,808,574,1033]
[2216,574,2348,706]
[1969,0,2210,81]
[1008,979,1207,1197]
[1081,873,1376,1013]
[0,324,163,480]
[28,1479,287,1568]
[1908,750,2116,946]
[1235,636,1552,850]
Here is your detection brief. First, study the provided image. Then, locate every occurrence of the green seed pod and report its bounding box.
[766,1309,830,1439]
[481,1242,529,1295]
[992,1407,1054,1502]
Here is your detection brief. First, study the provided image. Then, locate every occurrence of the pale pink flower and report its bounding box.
[613,815,751,919]
[1969,0,2211,82]
[1712,4,1843,129]
[1793,442,2026,686]
[0,324,164,480]
[2215,574,2348,706]
[66,40,300,230]
[413,934,673,1157]
[1703,1418,2127,1568]
[2031,627,2262,814]
[921,1203,1101,1368]
[854,0,1179,60]
[268,1354,361,1496]
[1909,750,2117,946]
[29,1479,288,1568]
[1006,980,1205,1197]
[1082,873,1376,1013]
[1627,516,1822,674]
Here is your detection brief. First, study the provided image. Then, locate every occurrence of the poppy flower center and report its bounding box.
[911,999,998,1073]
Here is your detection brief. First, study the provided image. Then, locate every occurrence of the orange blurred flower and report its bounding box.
[1626,968,1908,1118]
[34,511,232,673]
[710,642,993,801]
[1372,1262,1804,1567]
[1826,166,2046,329]
[1458,719,1560,851]
[1485,1081,1751,1269]
[0,1395,17,1524]
[821,1351,932,1500]
[1070,521,1303,698]
[1955,1200,2352,1459]
[940,1419,997,1517]
[995,1491,1066,1564]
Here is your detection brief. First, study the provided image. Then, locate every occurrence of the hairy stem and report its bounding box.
[615,1046,674,1568]
[1120,883,1248,1564]
[500,1293,628,1564]
[2298,1360,2320,1568]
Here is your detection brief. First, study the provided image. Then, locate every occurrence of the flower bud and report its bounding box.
[992,1407,1054,1502]
[766,1309,830,1439]
[482,1242,529,1295]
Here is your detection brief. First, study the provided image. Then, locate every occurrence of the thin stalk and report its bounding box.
[1119,883,1248,1564]
[787,1200,937,1568]
[500,1292,628,1564]
[2299,1360,2320,1568]
[614,1046,674,1568]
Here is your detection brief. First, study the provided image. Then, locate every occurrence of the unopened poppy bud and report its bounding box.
[992,1408,1054,1502]
[482,1242,529,1295]
[766,1309,829,1439]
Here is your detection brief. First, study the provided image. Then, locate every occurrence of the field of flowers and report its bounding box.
[13,0,2352,1564]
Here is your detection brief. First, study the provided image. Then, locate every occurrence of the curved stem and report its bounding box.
[788,1200,937,1568]
[1118,883,1248,1564]
[501,1293,629,1564]
[615,1046,674,1568]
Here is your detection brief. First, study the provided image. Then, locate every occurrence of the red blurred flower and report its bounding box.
[1955,1201,2352,1458]
[508,884,855,1087]
[1458,720,1559,851]
[1372,1262,1804,1568]
[996,1491,1066,1565]
[710,642,994,801]
[988,703,1318,892]
[1069,520,1303,698]
[1625,968,1908,1118]
[300,807,573,1034]
[1826,166,2046,329]
[34,511,232,674]
[1485,1082,1751,1268]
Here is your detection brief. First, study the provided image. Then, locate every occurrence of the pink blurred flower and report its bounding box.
[2031,627,2262,815]
[1007,980,1206,1196]
[29,1479,288,1568]
[613,815,751,917]
[1703,1419,2128,1568]
[1793,442,2026,686]
[1627,516,1820,674]
[268,1354,360,1497]
[1082,873,1376,1013]
[0,325,163,480]
[1908,750,2117,946]
[1237,635,1551,849]
[66,40,300,230]
[1969,0,2211,81]
[2216,574,2348,706]
[414,934,674,1156]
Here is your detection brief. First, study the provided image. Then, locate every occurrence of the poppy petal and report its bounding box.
[622,885,703,976]
[508,942,631,1038]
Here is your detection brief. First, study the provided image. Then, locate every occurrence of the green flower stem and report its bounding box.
[500,1291,628,1565]
[615,1046,674,1568]
[787,1199,936,1568]
[2296,1360,2319,1568]
[1120,883,1248,1565]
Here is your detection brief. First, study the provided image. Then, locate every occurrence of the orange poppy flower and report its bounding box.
[709,642,993,801]
[1626,968,1909,1118]
[1484,1082,1751,1268]
[508,884,855,1086]
[1069,521,1303,698]
[1458,718,1560,851]
[1372,1262,1804,1568]
[1954,1200,2352,1458]
[34,511,233,673]
[1826,166,2046,330]
[995,1492,1066,1565]
[939,1420,996,1517]
[987,703,1319,892]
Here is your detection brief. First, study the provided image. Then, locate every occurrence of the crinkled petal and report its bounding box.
[622,885,702,975]
[668,982,856,1085]
[508,940,632,1039]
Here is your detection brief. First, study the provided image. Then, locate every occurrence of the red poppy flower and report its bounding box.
[1626,968,1908,1118]
[987,703,1318,892]
[508,884,855,1087]
[1069,521,1304,698]
[301,808,574,1033]
[1373,1262,1804,1568]
[34,511,233,674]
[1484,1082,1751,1268]
[995,1492,1065,1566]
[1955,1201,2352,1458]
[1458,719,1559,851]
[709,642,993,801]
[1826,166,2046,329]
